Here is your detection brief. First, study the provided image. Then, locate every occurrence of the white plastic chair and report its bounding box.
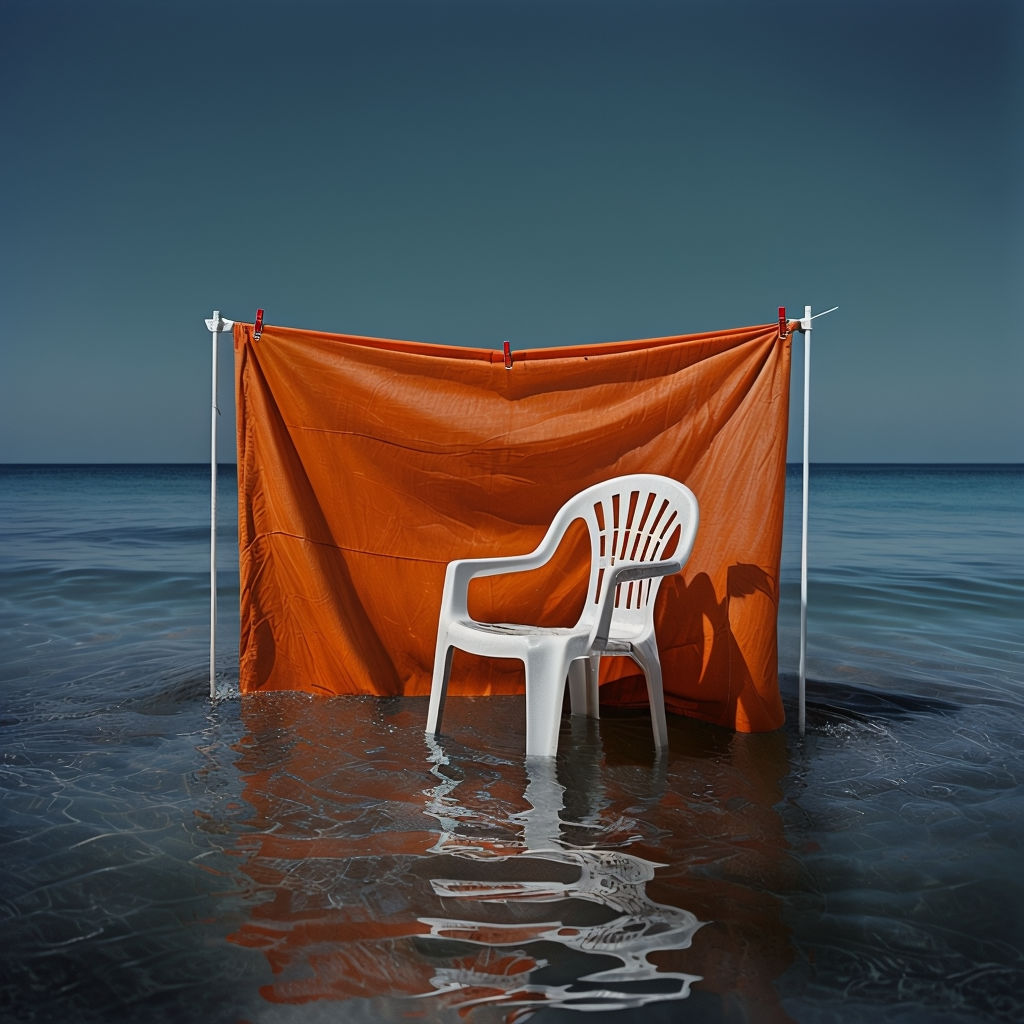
[426,474,699,757]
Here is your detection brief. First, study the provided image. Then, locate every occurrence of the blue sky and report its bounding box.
[2,0,1021,463]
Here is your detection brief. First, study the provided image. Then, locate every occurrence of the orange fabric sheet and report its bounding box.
[234,321,792,732]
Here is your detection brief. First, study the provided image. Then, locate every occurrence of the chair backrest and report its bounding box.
[552,475,699,636]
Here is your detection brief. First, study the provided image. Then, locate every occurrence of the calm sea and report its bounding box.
[1,464,1022,1023]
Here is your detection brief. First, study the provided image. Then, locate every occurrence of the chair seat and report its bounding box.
[459,620,640,654]
[464,622,578,639]
[597,637,635,655]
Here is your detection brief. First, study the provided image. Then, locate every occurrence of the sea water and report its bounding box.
[1,464,1021,1023]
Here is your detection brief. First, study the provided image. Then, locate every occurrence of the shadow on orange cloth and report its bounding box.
[235,321,791,732]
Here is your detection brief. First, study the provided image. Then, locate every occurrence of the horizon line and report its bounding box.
[2,460,1021,468]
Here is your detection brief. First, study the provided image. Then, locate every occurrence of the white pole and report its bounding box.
[209,314,219,699]
[798,305,812,737]
[204,311,235,699]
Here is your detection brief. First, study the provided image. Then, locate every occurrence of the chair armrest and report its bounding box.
[589,558,684,648]
[440,528,567,621]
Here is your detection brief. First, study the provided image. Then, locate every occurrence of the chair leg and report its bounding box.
[633,640,668,751]
[586,654,601,719]
[568,655,601,719]
[523,651,570,758]
[568,659,588,717]
[426,640,454,736]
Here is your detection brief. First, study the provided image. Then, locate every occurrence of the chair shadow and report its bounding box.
[600,563,785,735]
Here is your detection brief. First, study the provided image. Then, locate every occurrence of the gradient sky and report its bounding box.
[2,0,1021,463]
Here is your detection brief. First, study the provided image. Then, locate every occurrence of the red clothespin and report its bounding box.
[503,340,513,369]
[778,306,787,339]
[254,308,264,341]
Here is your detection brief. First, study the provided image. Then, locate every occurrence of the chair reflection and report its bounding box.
[418,723,705,1014]
[225,697,795,1021]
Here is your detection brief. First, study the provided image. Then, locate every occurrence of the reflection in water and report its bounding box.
[228,696,795,1021]
[418,732,704,1015]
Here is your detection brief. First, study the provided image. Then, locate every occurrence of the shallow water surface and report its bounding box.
[1,464,1022,1022]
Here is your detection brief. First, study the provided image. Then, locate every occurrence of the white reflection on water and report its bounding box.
[417,735,704,1016]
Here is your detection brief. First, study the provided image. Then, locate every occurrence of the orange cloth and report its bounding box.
[234,321,791,731]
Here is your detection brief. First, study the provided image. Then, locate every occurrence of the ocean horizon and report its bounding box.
[5,460,1022,466]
